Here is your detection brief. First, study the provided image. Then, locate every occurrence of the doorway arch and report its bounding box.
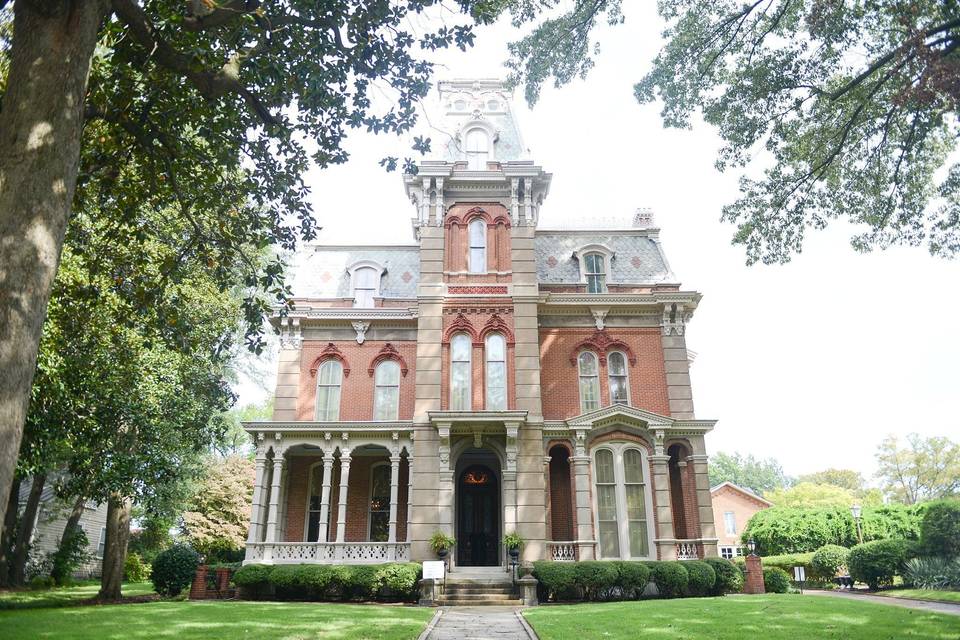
[455,451,501,567]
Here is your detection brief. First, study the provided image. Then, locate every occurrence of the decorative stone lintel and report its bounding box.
[590,308,609,331]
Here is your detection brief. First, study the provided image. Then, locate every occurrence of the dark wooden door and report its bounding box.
[457,465,500,566]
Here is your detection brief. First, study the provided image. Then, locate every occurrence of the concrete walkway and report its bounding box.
[420,606,537,640]
[806,590,960,616]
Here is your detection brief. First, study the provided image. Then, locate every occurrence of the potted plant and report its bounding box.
[503,532,525,561]
[430,531,456,559]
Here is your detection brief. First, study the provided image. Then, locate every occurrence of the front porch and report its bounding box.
[244,425,414,565]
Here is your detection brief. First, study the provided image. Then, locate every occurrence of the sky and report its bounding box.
[234,4,960,481]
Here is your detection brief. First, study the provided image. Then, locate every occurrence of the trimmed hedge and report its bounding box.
[703,557,742,594]
[233,563,421,602]
[649,561,689,599]
[532,561,651,601]
[763,567,791,593]
[848,539,914,590]
[811,545,850,578]
[920,499,960,558]
[683,560,716,597]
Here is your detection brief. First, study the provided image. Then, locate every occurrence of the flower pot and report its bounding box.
[508,547,520,561]
[437,548,449,560]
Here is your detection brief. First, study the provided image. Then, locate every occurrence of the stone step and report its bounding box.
[444,586,515,595]
[435,597,523,606]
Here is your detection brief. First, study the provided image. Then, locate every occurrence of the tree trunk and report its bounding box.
[0,475,22,587]
[98,493,132,601]
[0,0,111,531]
[59,497,86,548]
[11,472,46,586]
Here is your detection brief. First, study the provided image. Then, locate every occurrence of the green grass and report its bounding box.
[523,594,960,640]
[0,582,155,610]
[0,600,434,640]
[875,589,960,604]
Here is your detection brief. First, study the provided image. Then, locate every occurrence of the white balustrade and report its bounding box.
[244,542,410,564]
[548,541,578,562]
[676,540,699,560]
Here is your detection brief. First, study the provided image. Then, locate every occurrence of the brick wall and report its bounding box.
[539,327,671,419]
[710,485,770,547]
[440,306,517,411]
[444,203,512,279]
[297,340,417,421]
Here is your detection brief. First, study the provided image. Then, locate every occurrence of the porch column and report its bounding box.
[571,455,595,560]
[264,453,285,561]
[405,457,414,542]
[317,454,335,542]
[247,454,268,543]
[650,451,677,561]
[388,455,402,544]
[335,450,352,543]
[690,452,719,558]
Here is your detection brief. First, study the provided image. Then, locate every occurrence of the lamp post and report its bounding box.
[851,503,863,545]
[747,538,756,556]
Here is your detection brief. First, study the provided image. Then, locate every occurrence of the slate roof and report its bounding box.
[534,232,676,285]
[290,245,420,299]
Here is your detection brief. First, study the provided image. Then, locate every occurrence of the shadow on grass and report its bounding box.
[0,582,156,610]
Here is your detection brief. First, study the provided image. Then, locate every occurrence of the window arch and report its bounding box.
[485,333,506,410]
[592,443,654,559]
[468,218,486,273]
[450,333,472,410]
[578,351,601,412]
[373,361,400,420]
[607,351,629,405]
[368,462,391,542]
[465,128,490,170]
[315,360,343,421]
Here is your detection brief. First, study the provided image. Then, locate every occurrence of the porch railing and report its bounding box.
[676,540,700,560]
[244,542,410,564]
[547,541,578,562]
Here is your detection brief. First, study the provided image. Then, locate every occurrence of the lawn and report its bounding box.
[0,581,155,609]
[874,589,960,604]
[523,594,960,640]
[0,600,434,640]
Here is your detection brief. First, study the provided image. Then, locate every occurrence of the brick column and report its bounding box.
[335,450,352,543]
[744,554,766,594]
[317,454,335,542]
[189,565,208,600]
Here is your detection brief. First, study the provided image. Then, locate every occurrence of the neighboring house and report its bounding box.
[242,79,721,571]
[17,479,107,578]
[710,481,772,559]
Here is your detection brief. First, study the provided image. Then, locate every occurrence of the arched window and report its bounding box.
[315,360,343,421]
[607,351,629,405]
[450,333,472,410]
[306,462,324,542]
[584,253,606,293]
[465,128,489,170]
[485,333,507,410]
[353,266,378,308]
[368,463,391,542]
[373,361,400,420]
[468,219,486,273]
[593,444,653,559]
[578,351,600,412]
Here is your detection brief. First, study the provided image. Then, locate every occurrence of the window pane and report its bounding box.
[370,512,389,542]
[595,450,615,484]
[587,275,605,294]
[585,253,603,274]
[469,219,485,245]
[375,361,400,385]
[486,362,506,410]
[725,512,737,535]
[451,362,471,410]
[355,289,374,308]
[598,522,620,559]
[608,352,626,375]
[625,484,646,519]
[470,247,486,273]
[309,465,324,508]
[609,376,628,404]
[451,334,471,361]
[597,484,617,520]
[623,449,644,484]
[374,387,399,420]
[628,520,648,557]
[486,334,505,360]
[578,351,597,374]
[580,375,599,411]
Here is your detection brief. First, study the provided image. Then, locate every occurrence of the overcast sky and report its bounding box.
[235,5,960,481]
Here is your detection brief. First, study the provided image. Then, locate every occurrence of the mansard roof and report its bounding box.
[290,244,419,299]
[535,230,677,286]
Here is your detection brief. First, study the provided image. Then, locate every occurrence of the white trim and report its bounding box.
[373,361,401,421]
[468,218,487,273]
[723,511,737,536]
[590,442,656,560]
[572,243,614,292]
[314,360,343,421]
[346,260,386,308]
[96,526,107,559]
[368,461,391,542]
[606,350,630,405]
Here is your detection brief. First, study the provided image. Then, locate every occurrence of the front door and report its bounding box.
[457,465,500,566]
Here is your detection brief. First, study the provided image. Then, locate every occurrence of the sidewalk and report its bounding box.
[419,606,538,640]
[806,590,960,617]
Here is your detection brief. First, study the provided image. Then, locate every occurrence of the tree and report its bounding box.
[215,397,274,457]
[507,2,960,263]
[766,482,856,509]
[180,456,254,560]
[876,434,960,504]
[798,469,866,494]
[708,451,791,496]
[0,0,502,533]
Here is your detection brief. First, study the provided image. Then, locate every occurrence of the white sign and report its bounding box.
[423,561,445,581]
[793,566,806,582]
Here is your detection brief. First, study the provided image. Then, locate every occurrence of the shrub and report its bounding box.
[29,575,56,590]
[573,561,619,601]
[903,556,960,589]
[703,557,742,595]
[683,560,716,597]
[848,539,911,590]
[763,567,791,593]
[532,561,577,601]
[811,545,850,578]
[151,545,200,597]
[233,563,422,602]
[234,563,274,598]
[650,561,688,598]
[124,553,152,583]
[50,524,91,585]
[613,561,651,598]
[920,499,960,558]
[376,563,421,600]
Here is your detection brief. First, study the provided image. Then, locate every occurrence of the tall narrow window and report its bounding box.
[450,334,472,410]
[373,361,400,420]
[468,219,486,273]
[584,253,606,293]
[595,449,620,559]
[315,360,343,421]
[485,333,507,410]
[724,511,737,536]
[369,464,391,541]
[465,129,489,170]
[353,266,378,307]
[307,463,324,541]
[607,352,629,405]
[623,448,649,557]
[578,351,601,412]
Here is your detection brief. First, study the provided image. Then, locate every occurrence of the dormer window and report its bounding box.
[584,253,606,293]
[347,261,386,308]
[469,219,486,273]
[465,128,490,170]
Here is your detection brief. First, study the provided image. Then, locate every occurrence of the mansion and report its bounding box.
[243,79,719,570]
